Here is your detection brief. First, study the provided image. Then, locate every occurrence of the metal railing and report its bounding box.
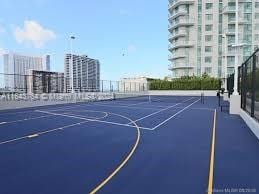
[238,48,259,121]
[0,73,149,95]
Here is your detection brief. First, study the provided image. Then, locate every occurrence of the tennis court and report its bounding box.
[0,94,259,194]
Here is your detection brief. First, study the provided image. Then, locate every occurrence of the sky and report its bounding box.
[0,0,170,81]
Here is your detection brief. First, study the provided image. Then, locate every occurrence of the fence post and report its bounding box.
[251,54,256,117]
[101,80,103,93]
[243,64,247,110]
[24,75,28,93]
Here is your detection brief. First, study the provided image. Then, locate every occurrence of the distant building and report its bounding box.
[119,76,149,92]
[168,0,259,78]
[64,54,100,92]
[4,53,50,92]
[27,70,64,94]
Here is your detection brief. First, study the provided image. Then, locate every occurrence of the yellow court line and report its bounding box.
[207,109,217,194]
[89,114,141,194]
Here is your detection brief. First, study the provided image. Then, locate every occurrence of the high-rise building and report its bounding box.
[168,0,259,78]
[4,53,50,91]
[64,54,100,92]
[27,70,64,94]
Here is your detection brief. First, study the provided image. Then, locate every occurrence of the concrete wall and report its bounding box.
[240,109,259,140]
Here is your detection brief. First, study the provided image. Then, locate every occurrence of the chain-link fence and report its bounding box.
[239,48,259,122]
[0,73,149,94]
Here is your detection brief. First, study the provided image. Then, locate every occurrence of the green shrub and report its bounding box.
[149,76,221,90]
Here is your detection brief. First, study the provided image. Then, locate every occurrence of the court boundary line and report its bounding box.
[151,98,200,131]
[0,111,109,145]
[83,103,161,111]
[89,110,141,194]
[36,110,152,130]
[127,97,194,124]
[207,109,217,194]
[0,120,90,145]
[0,115,55,125]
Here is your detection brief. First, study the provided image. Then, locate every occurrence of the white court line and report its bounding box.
[170,107,215,111]
[36,110,152,130]
[151,98,200,131]
[127,97,195,124]
[124,101,151,107]
[0,115,55,125]
[84,103,161,110]
[0,121,90,145]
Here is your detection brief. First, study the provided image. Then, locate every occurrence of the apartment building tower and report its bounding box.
[4,53,50,91]
[64,54,100,92]
[168,0,259,78]
[27,70,64,94]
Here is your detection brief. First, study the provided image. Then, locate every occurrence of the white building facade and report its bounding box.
[64,54,100,92]
[4,53,50,92]
[168,0,259,78]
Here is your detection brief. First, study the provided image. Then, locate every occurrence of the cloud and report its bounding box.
[14,20,56,48]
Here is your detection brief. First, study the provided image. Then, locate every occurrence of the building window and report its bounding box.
[205,46,212,52]
[205,25,213,31]
[227,56,235,66]
[228,13,235,22]
[256,2,259,8]
[255,34,259,41]
[205,35,213,42]
[206,3,213,10]
[255,24,259,30]
[206,14,213,20]
[255,13,259,19]
[205,67,212,74]
[205,56,212,63]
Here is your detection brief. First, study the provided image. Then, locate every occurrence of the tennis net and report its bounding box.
[113,92,204,104]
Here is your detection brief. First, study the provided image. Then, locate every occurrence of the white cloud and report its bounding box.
[14,20,56,48]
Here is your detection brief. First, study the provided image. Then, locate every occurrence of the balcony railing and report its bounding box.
[168,17,195,30]
[168,53,186,60]
[168,0,195,11]
[168,9,188,20]
[168,30,187,40]
[168,62,194,70]
[168,41,194,50]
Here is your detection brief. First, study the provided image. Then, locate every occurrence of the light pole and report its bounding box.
[222,34,228,90]
[233,0,239,95]
[70,35,75,93]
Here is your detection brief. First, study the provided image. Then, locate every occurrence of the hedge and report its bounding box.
[149,76,221,90]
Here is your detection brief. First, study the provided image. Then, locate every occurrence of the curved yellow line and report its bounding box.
[89,113,141,194]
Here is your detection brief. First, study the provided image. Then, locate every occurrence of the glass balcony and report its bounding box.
[168,0,195,11]
[168,53,186,60]
[168,9,188,21]
[222,5,236,14]
[168,30,187,41]
[168,17,195,31]
[168,62,194,70]
[168,41,195,50]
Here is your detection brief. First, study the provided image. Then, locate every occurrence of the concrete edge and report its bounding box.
[240,109,259,140]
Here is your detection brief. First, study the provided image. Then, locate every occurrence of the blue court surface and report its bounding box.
[0,95,259,194]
